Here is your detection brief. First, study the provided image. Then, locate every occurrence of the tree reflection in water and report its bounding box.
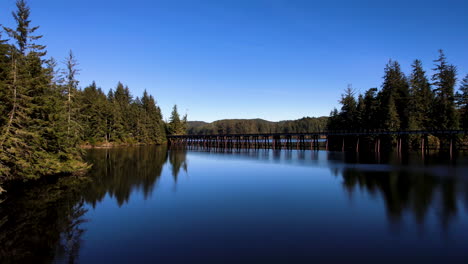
[1,146,467,263]
[83,145,169,207]
[168,148,188,182]
[331,151,468,230]
[0,176,89,264]
[0,145,175,263]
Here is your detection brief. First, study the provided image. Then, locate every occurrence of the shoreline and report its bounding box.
[80,142,167,149]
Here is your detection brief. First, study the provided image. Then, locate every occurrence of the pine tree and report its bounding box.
[432,50,458,130]
[362,88,379,129]
[327,108,341,131]
[79,82,109,144]
[408,59,433,130]
[142,90,165,143]
[115,82,132,136]
[378,60,410,130]
[1,0,85,182]
[0,29,12,129]
[356,94,366,129]
[168,105,187,135]
[130,97,147,142]
[339,86,357,130]
[107,88,125,142]
[456,74,468,129]
[62,50,81,146]
[385,95,400,131]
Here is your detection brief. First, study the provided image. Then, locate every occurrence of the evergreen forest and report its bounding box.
[187,117,328,135]
[327,52,468,149]
[0,1,186,189]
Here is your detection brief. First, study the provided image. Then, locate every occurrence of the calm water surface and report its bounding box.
[1,146,468,263]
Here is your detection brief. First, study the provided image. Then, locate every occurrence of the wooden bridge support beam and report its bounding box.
[168,130,467,153]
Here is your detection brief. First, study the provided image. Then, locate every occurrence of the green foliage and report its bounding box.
[188,117,328,135]
[0,0,87,183]
[167,105,187,135]
[431,50,458,130]
[79,82,109,143]
[378,60,410,130]
[79,84,166,145]
[362,88,379,129]
[327,50,465,149]
[456,74,468,129]
[0,34,11,130]
[0,1,168,189]
[409,59,433,130]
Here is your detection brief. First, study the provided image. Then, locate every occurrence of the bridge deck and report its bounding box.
[167,130,468,138]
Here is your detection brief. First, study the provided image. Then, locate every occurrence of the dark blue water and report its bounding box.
[1,146,468,263]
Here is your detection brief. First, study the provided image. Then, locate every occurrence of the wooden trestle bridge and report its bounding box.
[167,130,468,153]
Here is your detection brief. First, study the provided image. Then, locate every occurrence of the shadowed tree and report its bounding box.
[362,88,379,129]
[0,28,12,130]
[432,50,458,130]
[408,59,433,130]
[378,60,409,131]
[455,74,468,129]
[338,85,358,130]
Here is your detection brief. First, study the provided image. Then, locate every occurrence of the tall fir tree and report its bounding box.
[362,88,379,129]
[0,29,12,129]
[378,60,410,130]
[141,90,166,143]
[384,95,400,131]
[408,59,433,130]
[1,0,85,182]
[356,94,366,129]
[456,74,468,129]
[79,82,110,144]
[168,105,187,135]
[62,50,81,146]
[431,50,458,130]
[338,86,358,130]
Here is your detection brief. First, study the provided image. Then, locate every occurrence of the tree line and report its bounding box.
[327,51,468,148]
[0,1,186,188]
[188,117,328,135]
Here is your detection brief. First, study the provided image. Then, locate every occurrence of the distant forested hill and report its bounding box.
[187,117,328,135]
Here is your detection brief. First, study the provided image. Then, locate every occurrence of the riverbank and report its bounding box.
[80,141,167,149]
[0,142,168,195]
[0,160,90,197]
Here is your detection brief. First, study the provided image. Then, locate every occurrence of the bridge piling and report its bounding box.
[168,130,466,152]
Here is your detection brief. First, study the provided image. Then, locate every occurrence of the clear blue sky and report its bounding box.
[1,0,467,122]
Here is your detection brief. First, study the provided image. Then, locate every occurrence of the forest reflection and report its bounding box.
[0,146,188,263]
[84,146,190,206]
[0,176,89,264]
[189,148,468,229]
[83,146,168,207]
[329,152,468,229]
[1,147,468,263]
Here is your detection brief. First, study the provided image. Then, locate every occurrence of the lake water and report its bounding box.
[1,146,468,263]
